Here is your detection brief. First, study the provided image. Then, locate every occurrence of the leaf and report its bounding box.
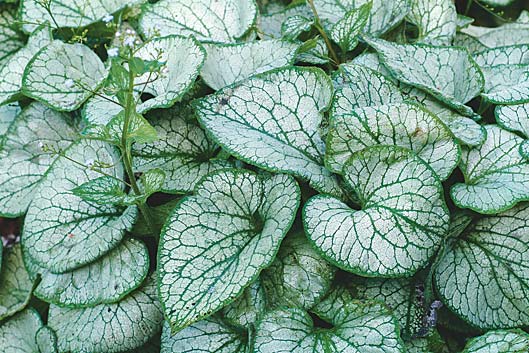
[326,101,461,180]
[365,37,484,116]
[329,3,371,53]
[22,40,108,111]
[106,111,158,145]
[0,102,19,138]
[33,239,149,308]
[0,5,24,67]
[132,105,231,194]
[281,15,313,39]
[200,40,299,90]
[194,67,342,196]
[159,169,300,332]
[221,279,266,327]
[304,145,449,277]
[134,35,206,113]
[0,309,51,353]
[160,317,247,353]
[140,168,165,197]
[406,0,457,45]
[261,232,336,310]
[461,329,529,353]
[22,139,138,273]
[139,0,257,43]
[313,0,410,37]
[0,102,77,217]
[0,24,52,106]
[296,37,329,64]
[480,64,529,104]
[451,125,529,214]
[496,103,529,138]
[461,13,529,47]
[435,203,529,328]
[0,244,34,321]
[20,0,137,33]
[257,3,312,39]
[72,176,132,206]
[36,326,59,353]
[473,45,529,67]
[254,297,405,352]
[49,275,163,353]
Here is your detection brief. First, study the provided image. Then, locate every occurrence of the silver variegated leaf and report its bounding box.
[406,0,457,45]
[461,329,529,353]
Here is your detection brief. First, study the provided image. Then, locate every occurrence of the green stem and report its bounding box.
[306,0,340,66]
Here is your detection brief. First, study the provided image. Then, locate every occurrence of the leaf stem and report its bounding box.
[306,0,341,66]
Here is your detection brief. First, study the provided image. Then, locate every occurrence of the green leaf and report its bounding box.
[49,275,163,353]
[461,329,529,353]
[159,169,300,332]
[329,3,371,53]
[261,232,336,310]
[194,67,342,197]
[254,297,405,352]
[304,145,449,277]
[296,37,330,64]
[106,111,158,145]
[0,309,52,353]
[0,244,34,321]
[257,3,312,39]
[33,239,149,308]
[313,0,410,36]
[140,168,165,197]
[0,102,77,217]
[435,203,529,328]
[406,0,457,45]
[22,40,108,111]
[139,0,257,43]
[0,102,19,138]
[160,318,247,353]
[134,35,206,113]
[0,5,24,67]
[20,0,137,33]
[132,105,231,194]
[365,37,484,116]
[0,24,52,105]
[326,101,460,180]
[451,125,529,214]
[200,40,299,90]
[480,64,529,104]
[222,279,266,327]
[72,176,133,206]
[22,139,138,273]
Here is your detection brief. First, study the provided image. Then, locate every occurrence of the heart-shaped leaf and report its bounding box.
[22,40,108,111]
[49,275,163,353]
[200,40,299,90]
[0,103,77,217]
[159,169,299,332]
[365,37,484,116]
[451,125,529,214]
[139,0,257,43]
[32,239,149,308]
[461,329,529,353]
[0,309,56,353]
[326,101,460,180]
[435,203,529,328]
[22,139,137,273]
[304,145,449,277]
[406,0,457,45]
[194,67,342,196]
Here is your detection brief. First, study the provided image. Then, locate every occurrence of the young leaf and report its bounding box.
[365,37,484,116]
[159,169,300,332]
[132,105,231,194]
[0,24,52,106]
[0,5,24,67]
[22,139,137,273]
[22,40,108,111]
[20,0,136,33]
[33,239,149,308]
[139,0,257,43]
[106,111,158,145]
[194,67,342,197]
[326,102,461,180]
[140,168,165,197]
[435,203,529,328]
[406,0,457,45]
[461,329,529,353]
[296,37,330,64]
[261,232,336,310]
[0,102,77,217]
[254,297,405,352]
[49,275,163,353]
[160,317,247,353]
[72,176,134,206]
[200,40,299,90]
[304,145,449,277]
[281,15,313,39]
[313,0,410,37]
[222,279,266,328]
[0,244,34,321]
[134,35,206,113]
[329,3,371,53]
[0,309,52,353]
[451,125,529,214]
